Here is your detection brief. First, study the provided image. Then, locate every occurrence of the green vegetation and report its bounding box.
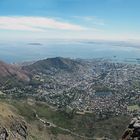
[132,81,140,89]
[9,100,130,139]
[50,127,69,135]
[10,100,36,122]
[127,105,140,112]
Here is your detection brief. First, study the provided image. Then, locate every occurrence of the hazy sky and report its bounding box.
[0,0,140,41]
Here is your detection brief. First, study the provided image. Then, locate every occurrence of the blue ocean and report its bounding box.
[0,40,140,64]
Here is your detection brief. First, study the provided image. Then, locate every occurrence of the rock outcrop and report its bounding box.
[10,119,28,139]
[0,127,8,140]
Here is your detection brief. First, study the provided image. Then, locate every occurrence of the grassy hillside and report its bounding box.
[0,100,79,140]
[8,100,130,140]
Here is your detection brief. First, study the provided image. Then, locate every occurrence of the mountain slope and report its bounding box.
[0,102,28,140]
[23,57,83,74]
[0,61,30,84]
[0,100,81,140]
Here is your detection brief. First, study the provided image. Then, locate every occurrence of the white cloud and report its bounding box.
[73,16,105,26]
[0,16,88,32]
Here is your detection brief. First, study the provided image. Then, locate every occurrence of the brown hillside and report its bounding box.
[0,61,30,82]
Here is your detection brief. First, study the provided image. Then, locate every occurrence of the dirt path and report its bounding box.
[35,112,96,140]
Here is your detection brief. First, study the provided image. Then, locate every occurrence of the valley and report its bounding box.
[0,57,139,139]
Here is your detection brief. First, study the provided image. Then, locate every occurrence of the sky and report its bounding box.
[0,0,140,41]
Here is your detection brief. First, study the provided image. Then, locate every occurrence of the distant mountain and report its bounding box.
[28,43,43,46]
[0,61,30,84]
[23,57,83,74]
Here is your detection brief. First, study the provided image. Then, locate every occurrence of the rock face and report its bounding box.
[0,119,28,140]
[10,119,28,140]
[0,103,28,140]
[0,127,8,140]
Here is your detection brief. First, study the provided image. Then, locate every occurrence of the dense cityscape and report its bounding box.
[1,58,140,121]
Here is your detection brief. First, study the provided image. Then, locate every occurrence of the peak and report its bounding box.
[44,57,70,62]
[23,57,82,74]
